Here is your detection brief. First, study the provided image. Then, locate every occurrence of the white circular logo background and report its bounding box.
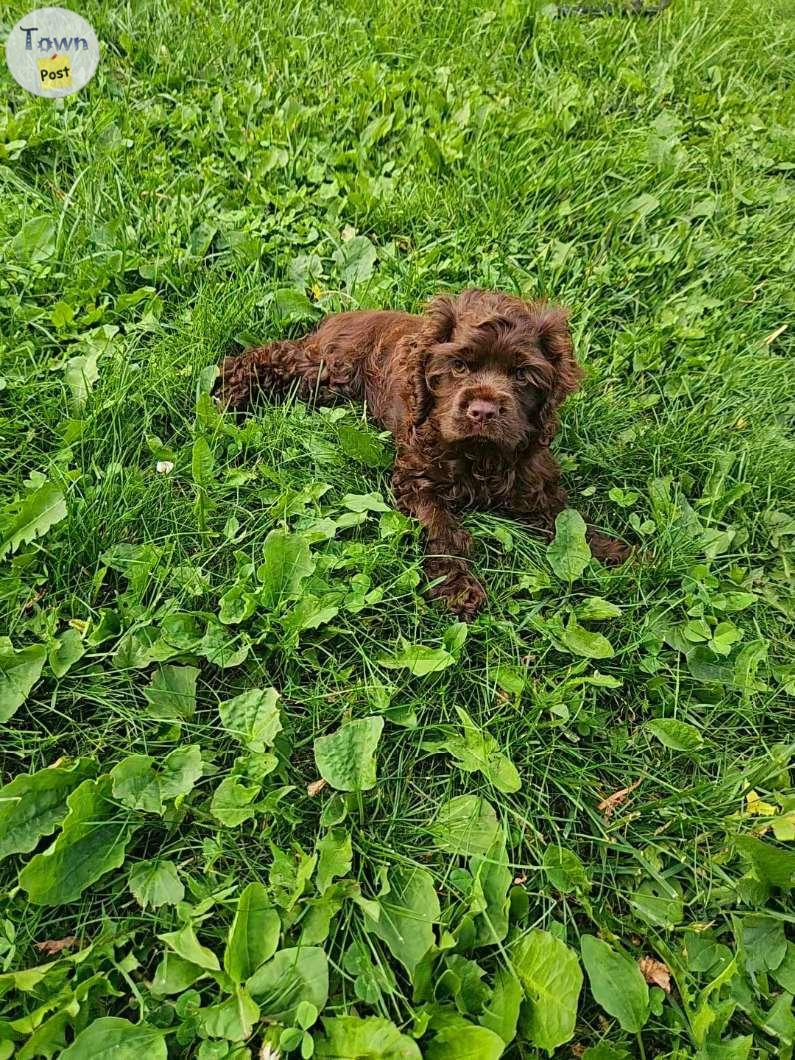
[6,7,99,97]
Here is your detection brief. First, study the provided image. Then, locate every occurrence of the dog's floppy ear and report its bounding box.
[410,294,458,427]
[531,303,582,446]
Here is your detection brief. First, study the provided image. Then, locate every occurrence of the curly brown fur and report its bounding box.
[215,289,630,619]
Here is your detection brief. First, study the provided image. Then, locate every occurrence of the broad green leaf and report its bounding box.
[111,755,163,813]
[364,865,439,976]
[379,642,455,677]
[342,491,391,513]
[282,594,340,636]
[200,987,260,1041]
[338,425,392,468]
[111,745,202,814]
[773,943,795,993]
[199,621,250,668]
[128,859,184,909]
[582,1046,632,1060]
[257,529,315,609]
[246,946,329,1022]
[0,483,67,561]
[547,509,591,581]
[761,992,795,1046]
[314,1016,421,1058]
[0,757,95,861]
[151,952,206,996]
[479,967,522,1043]
[0,642,47,722]
[314,715,384,791]
[65,349,103,409]
[61,1018,166,1060]
[739,915,788,973]
[144,664,199,721]
[361,112,395,147]
[211,776,260,827]
[542,845,591,894]
[273,287,319,321]
[335,234,377,289]
[159,923,220,971]
[470,830,512,946]
[427,708,520,794]
[219,687,282,752]
[426,1025,505,1059]
[646,718,704,752]
[581,934,649,1033]
[191,435,214,487]
[513,929,583,1052]
[431,795,500,857]
[224,882,281,982]
[630,877,683,929]
[559,615,614,659]
[575,597,622,621]
[316,828,353,895]
[48,628,86,678]
[11,216,56,263]
[18,776,132,906]
[159,744,203,800]
[218,581,258,625]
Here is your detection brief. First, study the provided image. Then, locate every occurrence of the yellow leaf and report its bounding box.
[745,790,777,816]
[771,812,795,842]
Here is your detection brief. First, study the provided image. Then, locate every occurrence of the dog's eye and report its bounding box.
[514,366,531,382]
[451,359,469,376]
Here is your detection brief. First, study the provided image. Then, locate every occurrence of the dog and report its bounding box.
[214,289,629,619]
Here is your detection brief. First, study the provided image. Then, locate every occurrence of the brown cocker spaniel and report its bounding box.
[215,289,628,619]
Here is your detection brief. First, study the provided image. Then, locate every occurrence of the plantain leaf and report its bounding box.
[425,1025,505,1059]
[0,642,47,722]
[19,776,133,906]
[0,758,96,861]
[256,528,315,611]
[581,934,649,1033]
[0,481,66,560]
[143,664,199,721]
[316,828,353,895]
[314,1016,421,1058]
[379,641,455,676]
[431,795,500,857]
[314,715,384,792]
[159,922,220,971]
[246,946,329,1022]
[547,509,591,581]
[128,859,184,910]
[426,707,520,793]
[61,1017,166,1059]
[191,435,214,487]
[646,718,704,752]
[470,830,512,946]
[363,866,439,976]
[224,882,281,983]
[219,687,282,752]
[48,628,86,678]
[513,929,583,1052]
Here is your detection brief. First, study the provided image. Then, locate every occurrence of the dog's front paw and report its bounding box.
[428,566,487,622]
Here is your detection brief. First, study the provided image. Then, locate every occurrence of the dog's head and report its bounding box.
[410,289,582,450]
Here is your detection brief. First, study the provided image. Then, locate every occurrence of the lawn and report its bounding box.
[1,0,794,1056]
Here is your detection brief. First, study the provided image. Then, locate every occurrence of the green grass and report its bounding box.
[1,0,794,1056]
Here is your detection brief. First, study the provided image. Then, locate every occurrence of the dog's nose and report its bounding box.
[467,398,500,424]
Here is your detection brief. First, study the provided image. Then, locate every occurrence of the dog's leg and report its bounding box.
[392,456,487,621]
[214,338,360,414]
